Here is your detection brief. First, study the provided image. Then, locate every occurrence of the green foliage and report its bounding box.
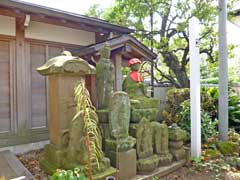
[178,100,218,142]
[160,88,190,125]
[229,94,240,131]
[74,81,103,176]
[51,168,87,180]
[217,141,239,156]
[86,0,237,88]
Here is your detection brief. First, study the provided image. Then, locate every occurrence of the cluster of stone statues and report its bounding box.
[37,44,186,180]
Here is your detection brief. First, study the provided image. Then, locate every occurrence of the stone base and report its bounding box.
[106,149,137,180]
[105,136,136,152]
[137,154,159,173]
[40,143,116,179]
[131,108,158,123]
[170,148,186,161]
[158,153,173,166]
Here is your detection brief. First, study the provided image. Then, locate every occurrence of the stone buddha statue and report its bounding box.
[122,58,159,123]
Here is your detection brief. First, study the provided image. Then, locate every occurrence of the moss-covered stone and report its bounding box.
[131,108,158,123]
[97,109,109,123]
[169,148,186,161]
[105,136,136,152]
[137,154,159,173]
[37,51,95,76]
[96,43,115,109]
[217,141,239,156]
[109,91,131,139]
[169,124,187,141]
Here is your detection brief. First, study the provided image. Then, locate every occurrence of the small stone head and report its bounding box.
[100,43,111,59]
[128,58,141,71]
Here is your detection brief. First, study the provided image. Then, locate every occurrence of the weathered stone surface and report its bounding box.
[106,149,137,180]
[37,51,95,76]
[96,43,115,109]
[137,154,159,173]
[169,141,184,149]
[152,122,169,155]
[169,148,186,161]
[131,108,158,123]
[105,136,136,152]
[158,154,173,165]
[169,123,186,141]
[109,91,131,139]
[97,109,109,123]
[130,119,153,159]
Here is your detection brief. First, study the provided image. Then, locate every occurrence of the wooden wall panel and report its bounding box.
[30,43,47,128]
[0,40,10,133]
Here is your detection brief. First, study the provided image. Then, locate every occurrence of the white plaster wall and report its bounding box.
[25,21,95,45]
[0,15,16,36]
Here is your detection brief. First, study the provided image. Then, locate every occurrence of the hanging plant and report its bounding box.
[73,81,103,179]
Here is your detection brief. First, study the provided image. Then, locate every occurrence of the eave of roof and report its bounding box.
[75,34,157,60]
[0,0,134,34]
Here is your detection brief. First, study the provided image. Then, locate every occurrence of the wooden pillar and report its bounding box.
[114,53,122,91]
[16,17,30,132]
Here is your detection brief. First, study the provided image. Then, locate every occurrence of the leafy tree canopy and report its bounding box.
[86,0,237,88]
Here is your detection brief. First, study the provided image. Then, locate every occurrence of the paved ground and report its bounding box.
[0,150,34,180]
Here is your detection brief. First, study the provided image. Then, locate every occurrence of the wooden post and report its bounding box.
[189,17,201,157]
[16,17,30,133]
[114,53,122,91]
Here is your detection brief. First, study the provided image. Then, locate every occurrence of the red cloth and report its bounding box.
[128,58,141,67]
[130,71,143,82]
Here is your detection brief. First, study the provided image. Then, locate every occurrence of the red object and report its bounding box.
[128,58,141,67]
[130,71,143,82]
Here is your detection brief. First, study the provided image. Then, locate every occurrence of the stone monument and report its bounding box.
[105,91,136,179]
[37,51,115,179]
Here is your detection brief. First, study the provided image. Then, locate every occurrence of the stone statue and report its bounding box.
[106,92,136,153]
[96,43,115,109]
[122,58,159,123]
[122,58,147,98]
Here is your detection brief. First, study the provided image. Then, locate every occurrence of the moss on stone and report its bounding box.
[217,141,239,156]
[204,149,222,159]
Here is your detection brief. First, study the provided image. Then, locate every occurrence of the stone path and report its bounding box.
[0,150,35,180]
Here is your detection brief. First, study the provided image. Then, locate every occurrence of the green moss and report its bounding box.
[204,149,222,159]
[217,141,239,156]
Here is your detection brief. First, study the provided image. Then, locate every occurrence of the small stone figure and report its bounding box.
[151,121,172,165]
[96,43,115,109]
[169,123,186,161]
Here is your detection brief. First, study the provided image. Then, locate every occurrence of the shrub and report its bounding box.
[160,88,190,125]
[178,100,218,142]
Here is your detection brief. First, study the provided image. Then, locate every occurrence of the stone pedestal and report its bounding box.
[106,149,136,180]
[169,124,186,161]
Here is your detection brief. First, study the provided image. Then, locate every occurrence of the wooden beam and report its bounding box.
[114,53,122,91]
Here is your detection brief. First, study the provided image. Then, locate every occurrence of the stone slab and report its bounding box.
[106,149,136,180]
[130,160,186,180]
[0,150,34,180]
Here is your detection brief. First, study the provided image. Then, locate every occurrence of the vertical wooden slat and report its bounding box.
[24,41,32,129]
[114,53,122,91]
[16,17,28,133]
[9,40,16,134]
